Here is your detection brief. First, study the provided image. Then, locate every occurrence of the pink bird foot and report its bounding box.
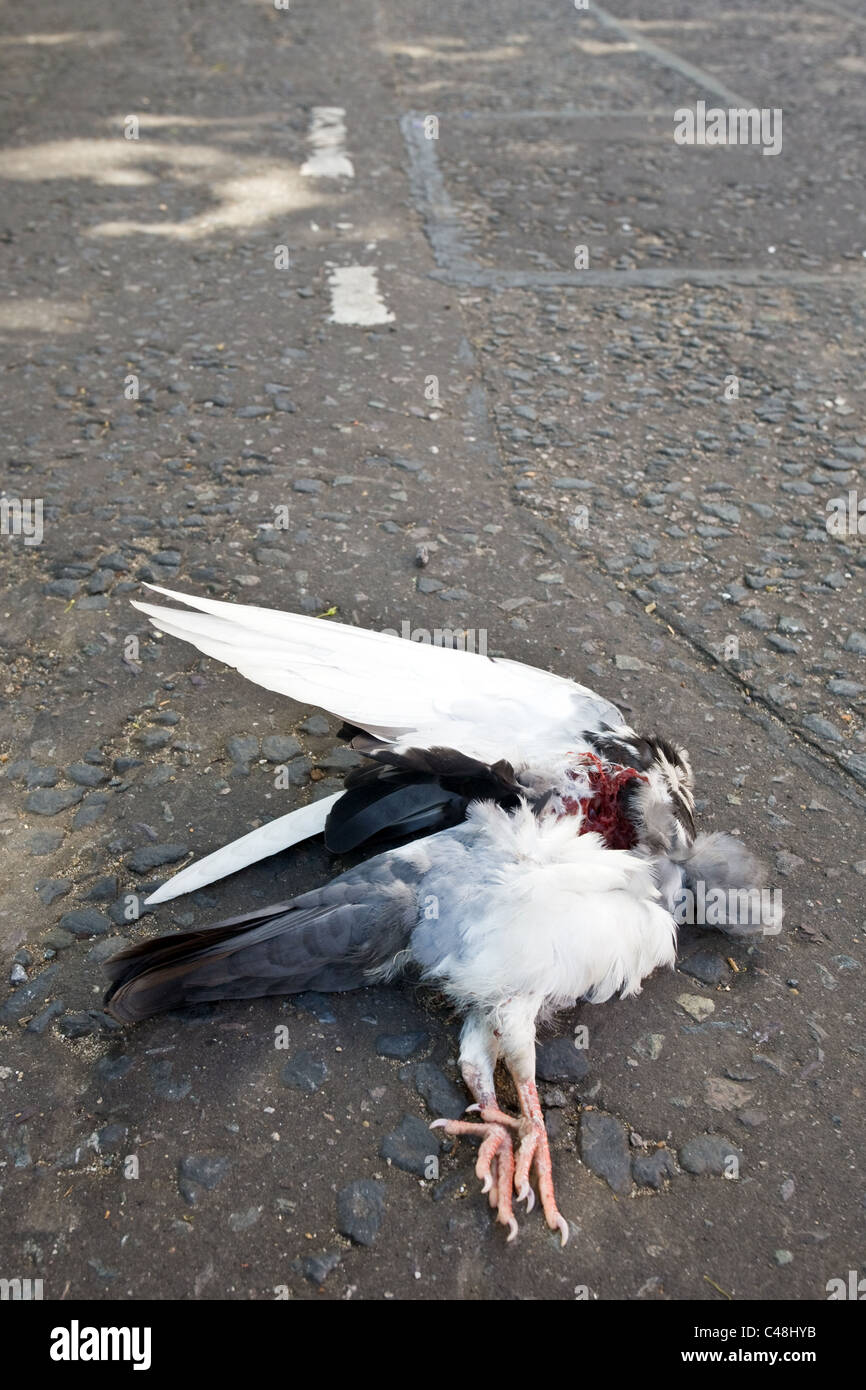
[513,1080,569,1246]
[433,1085,569,1246]
[432,1107,518,1240]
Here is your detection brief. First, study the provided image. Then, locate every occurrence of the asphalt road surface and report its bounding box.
[0,0,864,1302]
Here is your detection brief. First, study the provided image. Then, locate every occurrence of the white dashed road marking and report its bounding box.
[327,266,395,325]
[301,106,354,178]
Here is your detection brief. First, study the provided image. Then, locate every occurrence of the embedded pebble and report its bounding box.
[579,1110,631,1194]
[0,965,59,1023]
[380,1113,439,1176]
[336,1179,386,1246]
[294,1250,341,1286]
[677,993,716,1022]
[35,878,73,906]
[281,1051,327,1092]
[679,1135,743,1176]
[25,787,85,816]
[536,1035,590,1082]
[376,1031,429,1060]
[58,909,110,939]
[633,1148,678,1190]
[679,951,731,986]
[414,1062,466,1119]
[261,735,302,762]
[127,843,189,873]
[178,1154,231,1206]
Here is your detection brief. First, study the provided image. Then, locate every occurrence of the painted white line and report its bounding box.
[301,106,354,178]
[327,266,394,325]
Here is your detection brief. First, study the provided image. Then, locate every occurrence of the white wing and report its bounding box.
[132,585,623,766]
[130,586,624,903]
[144,792,341,905]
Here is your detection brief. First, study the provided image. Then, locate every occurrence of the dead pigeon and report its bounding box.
[105,586,779,1243]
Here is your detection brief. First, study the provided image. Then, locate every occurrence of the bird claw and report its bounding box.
[517,1181,535,1213]
[432,1113,517,1236]
[435,1104,567,1242]
[514,1115,568,1244]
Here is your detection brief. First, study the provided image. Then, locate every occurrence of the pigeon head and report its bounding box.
[641,735,695,845]
[585,729,695,852]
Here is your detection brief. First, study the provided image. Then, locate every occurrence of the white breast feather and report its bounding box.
[417,801,677,1013]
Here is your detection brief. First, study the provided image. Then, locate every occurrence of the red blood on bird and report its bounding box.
[559,753,647,850]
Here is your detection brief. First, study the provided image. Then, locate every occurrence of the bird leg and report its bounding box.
[430,1013,519,1240]
[494,999,568,1243]
[431,1008,569,1245]
[433,1100,518,1240]
[511,1076,569,1246]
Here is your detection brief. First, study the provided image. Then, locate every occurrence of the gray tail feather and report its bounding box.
[104,880,414,1023]
[671,830,783,937]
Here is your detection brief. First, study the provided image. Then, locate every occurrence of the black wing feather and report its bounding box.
[323,743,527,853]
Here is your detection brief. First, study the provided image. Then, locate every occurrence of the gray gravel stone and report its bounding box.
[136,730,171,750]
[114,757,144,774]
[828,679,862,697]
[294,1250,341,1285]
[281,757,312,784]
[737,1108,767,1128]
[44,579,81,598]
[127,843,189,873]
[43,926,75,952]
[317,747,364,770]
[228,1206,262,1232]
[281,1051,327,1092]
[802,714,842,742]
[536,1035,590,1082]
[336,1179,386,1246]
[25,999,65,1034]
[86,936,126,964]
[261,735,302,762]
[679,951,731,986]
[256,548,290,568]
[580,1110,631,1194]
[25,787,85,815]
[380,1113,439,1176]
[178,1154,231,1206]
[73,795,110,829]
[6,760,60,787]
[84,876,119,902]
[376,1031,429,1060]
[35,878,73,905]
[703,501,741,525]
[149,1061,191,1101]
[679,1134,744,1176]
[414,1062,466,1119]
[633,1147,678,1189]
[58,909,110,939]
[58,1010,98,1038]
[227,736,258,770]
[66,762,108,787]
[300,715,330,735]
[0,964,59,1023]
[293,992,337,1023]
